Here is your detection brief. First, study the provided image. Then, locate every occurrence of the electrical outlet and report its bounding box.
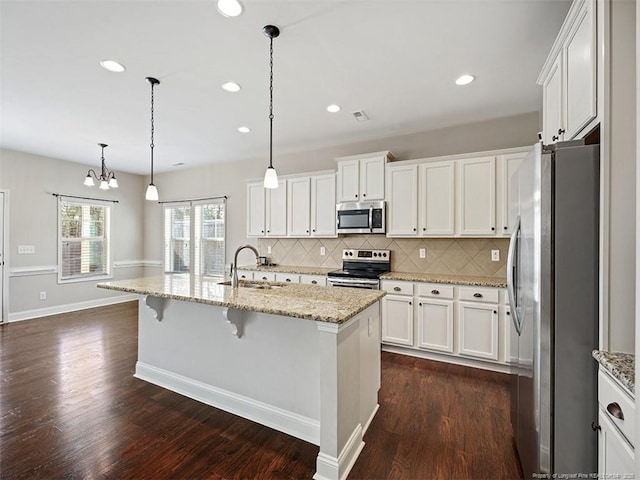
[18,245,35,254]
[320,246,326,256]
[491,250,500,262]
[39,291,47,300]
[267,245,272,254]
[419,248,426,259]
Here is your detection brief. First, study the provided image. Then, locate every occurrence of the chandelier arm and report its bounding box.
[86,169,99,181]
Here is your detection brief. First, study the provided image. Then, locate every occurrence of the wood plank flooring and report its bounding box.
[0,302,521,479]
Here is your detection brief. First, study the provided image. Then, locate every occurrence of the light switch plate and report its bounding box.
[491,250,500,262]
[18,245,35,254]
[419,248,426,259]
[320,246,326,256]
[267,245,272,254]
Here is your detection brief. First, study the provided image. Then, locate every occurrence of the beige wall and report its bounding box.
[0,148,146,316]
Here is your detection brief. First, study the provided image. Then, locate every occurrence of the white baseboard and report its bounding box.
[381,344,513,374]
[362,403,379,435]
[135,362,320,445]
[7,294,138,322]
[314,424,364,480]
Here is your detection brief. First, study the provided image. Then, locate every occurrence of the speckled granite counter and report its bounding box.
[592,350,635,395]
[380,271,506,288]
[238,265,336,276]
[98,274,384,324]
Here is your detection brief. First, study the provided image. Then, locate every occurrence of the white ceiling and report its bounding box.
[0,0,571,175]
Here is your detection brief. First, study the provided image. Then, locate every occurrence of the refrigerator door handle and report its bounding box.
[507,216,521,335]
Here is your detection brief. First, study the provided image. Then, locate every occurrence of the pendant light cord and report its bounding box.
[100,144,106,178]
[150,81,155,184]
[269,35,274,169]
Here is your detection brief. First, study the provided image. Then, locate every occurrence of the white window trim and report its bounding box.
[57,197,113,284]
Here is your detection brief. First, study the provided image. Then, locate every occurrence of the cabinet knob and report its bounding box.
[591,422,601,432]
[409,301,412,306]
[312,229,316,232]
[552,135,559,141]
[393,286,401,292]
[241,275,246,279]
[491,227,495,231]
[311,280,317,285]
[413,228,417,232]
[557,128,565,135]
[363,193,367,197]
[493,310,497,314]
[419,302,422,307]
[267,230,270,233]
[504,226,508,230]
[506,311,511,316]
[431,289,440,295]
[355,194,358,198]
[607,402,624,420]
[473,293,483,298]
[261,230,264,233]
[306,230,309,233]
[423,227,426,231]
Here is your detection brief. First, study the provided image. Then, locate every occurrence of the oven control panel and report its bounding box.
[341,249,390,261]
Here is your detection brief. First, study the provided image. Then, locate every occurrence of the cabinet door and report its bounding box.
[458,302,499,360]
[564,0,596,139]
[598,409,635,476]
[311,174,336,237]
[337,159,360,202]
[299,274,326,286]
[360,156,385,200]
[275,273,300,284]
[386,164,418,236]
[266,181,287,236]
[542,53,564,144]
[381,295,414,346]
[499,153,526,236]
[287,177,311,236]
[417,298,454,353]
[236,270,254,280]
[419,161,455,235]
[457,157,496,236]
[247,182,265,237]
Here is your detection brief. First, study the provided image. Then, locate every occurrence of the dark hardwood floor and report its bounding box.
[0,302,521,479]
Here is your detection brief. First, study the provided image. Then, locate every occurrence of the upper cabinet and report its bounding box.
[538,0,597,144]
[457,157,496,236]
[287,177,311,236]
[336,151,394,202]
[246,180,287,237]
[499,152,527,235]
[310,174,337,237]
[386,164,418,236]
[419,161,455,236]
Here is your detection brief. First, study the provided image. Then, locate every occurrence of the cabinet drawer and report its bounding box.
[416,283,453,299]
[458,287,499,304]
[299,274,326,286]
[598,369,635,447]
[255,272,276,282]
[381,280,414,296]
[275,273,300,284]
[237,270,254,280]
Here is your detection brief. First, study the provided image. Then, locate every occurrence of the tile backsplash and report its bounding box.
[258,236,508,279]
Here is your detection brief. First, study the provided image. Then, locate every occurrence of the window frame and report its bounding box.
[57,197,112,284]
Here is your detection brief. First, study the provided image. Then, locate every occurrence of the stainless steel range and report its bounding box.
[327,249,390,289]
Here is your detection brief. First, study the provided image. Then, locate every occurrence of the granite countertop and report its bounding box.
[239,265,506,288]
[98,274,385,324]
[592,350,635,395]
[380,272,506,288]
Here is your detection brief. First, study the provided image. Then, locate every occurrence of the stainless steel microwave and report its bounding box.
[336,201,386,234]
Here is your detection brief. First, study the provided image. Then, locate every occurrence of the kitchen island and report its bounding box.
[98,275,385,480]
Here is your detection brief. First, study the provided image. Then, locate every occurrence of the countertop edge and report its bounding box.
[592,350,635,396]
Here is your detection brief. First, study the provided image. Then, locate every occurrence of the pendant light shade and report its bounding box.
[84,143,118,190]
[263,25,280,189]
[145,76,160,201]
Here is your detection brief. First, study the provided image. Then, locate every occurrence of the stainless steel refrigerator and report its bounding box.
[507,140,599,475]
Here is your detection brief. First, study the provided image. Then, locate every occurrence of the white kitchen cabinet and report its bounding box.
[381,294,414,346]
[336,151,392,202]
[386,164,418,236]
[310,174,336,237]
[275,273,300,284]
[236,270,254,280]
[246,182,266,237]
[499,153,526,236]
[266,181,287,237]
[287,177,311,236]
[458,301,499,361]
[299,274,326,286]
[598,409,634,476]
[457,157,496,236]
[254,271,277,282]
[538,0,597,143]
[419,161,455,236]
[417,297,454,353]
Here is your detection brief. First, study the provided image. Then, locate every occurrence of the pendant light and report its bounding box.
[263,25,280,189]
[84,143,118,189]
[145,76,160,201]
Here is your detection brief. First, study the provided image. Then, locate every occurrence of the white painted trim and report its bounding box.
[381,344,512,374]
[0,189,8,324]
[316,313,360,334]
[382,145,531,168]
[113,260,161,269]
[143,260,163,268]
[135,362,320,445]
[7,293,137,322]
[9,265,58,277]
[314,424,364,480]
[362,403,379,435]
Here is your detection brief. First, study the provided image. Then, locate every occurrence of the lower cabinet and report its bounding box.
[299,274,327,286]
[381,294,414,346]
[458,302,499,361]
[598,409,634,475]
[274,273,300,284]
[416,298,454,353]
[255,271,276,282]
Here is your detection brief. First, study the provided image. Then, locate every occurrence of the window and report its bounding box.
[58,198,111,282]
[164,200,225,277]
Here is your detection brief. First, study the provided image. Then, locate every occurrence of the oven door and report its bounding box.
[327,276,380,289]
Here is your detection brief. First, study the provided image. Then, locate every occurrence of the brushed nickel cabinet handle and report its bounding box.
[311,280,318,285]
[607,402,624,420]
[473,293,483,298]
[431,289,440,295]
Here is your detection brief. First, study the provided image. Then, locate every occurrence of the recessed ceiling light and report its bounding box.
[100,60,126,73]
[238,126,251,133]
[326,104,341,113]
[455,74,476,86]
[221,81,241,93]
[217,0,243,17]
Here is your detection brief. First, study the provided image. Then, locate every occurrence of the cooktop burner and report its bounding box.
[327,249,391,279]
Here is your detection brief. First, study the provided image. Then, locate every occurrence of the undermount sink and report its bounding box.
[218,280,283,290]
